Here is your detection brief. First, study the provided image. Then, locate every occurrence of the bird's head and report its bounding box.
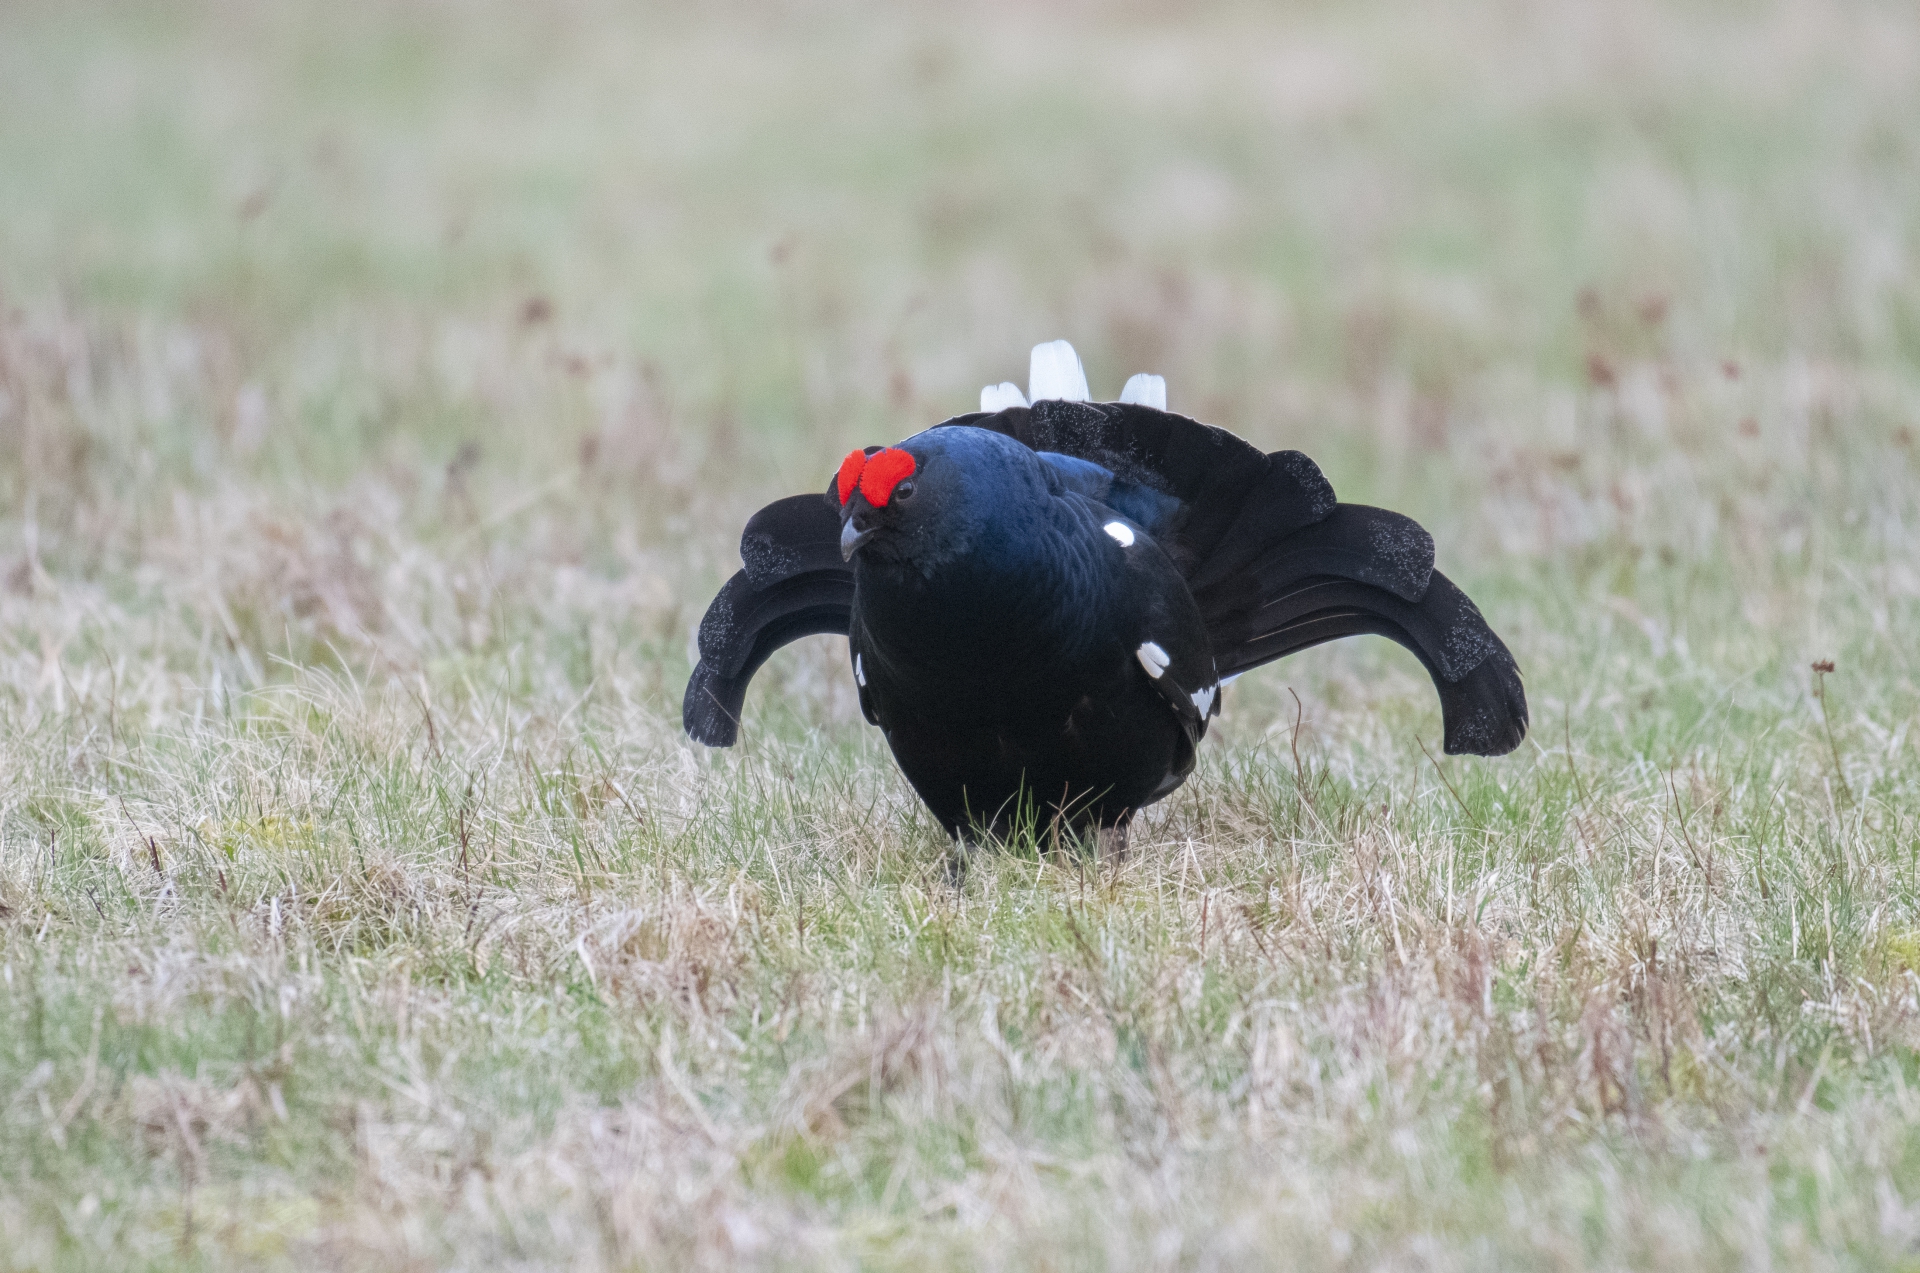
[832,426,1050,571]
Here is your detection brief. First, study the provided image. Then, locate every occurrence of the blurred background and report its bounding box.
[7,5,1920,1265]
[0,0,1917,741]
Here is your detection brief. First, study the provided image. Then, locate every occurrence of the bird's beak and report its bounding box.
[840,516,876,561]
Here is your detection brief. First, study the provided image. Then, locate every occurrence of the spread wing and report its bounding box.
[942,399,1527,756]
[682,493,851,746]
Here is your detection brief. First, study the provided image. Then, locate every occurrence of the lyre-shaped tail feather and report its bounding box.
[1206,569,1526,756]
[682,494,852,746]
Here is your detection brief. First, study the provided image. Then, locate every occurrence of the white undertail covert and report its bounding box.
[978,341,1166,414]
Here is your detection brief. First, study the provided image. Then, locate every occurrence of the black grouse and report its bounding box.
[684,340,1526,843]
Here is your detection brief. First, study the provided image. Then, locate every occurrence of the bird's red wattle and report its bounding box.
[835,450,867,504]
[861,449,916,506]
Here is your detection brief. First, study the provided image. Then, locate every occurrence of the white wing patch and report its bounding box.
[1103,520,1135,547]
[1190,685,1215,716]
[1135,641,1170,679]
[980,381,1028,412]
[1119,373,1167,411]
[1029,340,1090,403]
[854,653,866,687]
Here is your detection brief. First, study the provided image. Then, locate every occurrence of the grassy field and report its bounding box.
[4,0,1920,1267]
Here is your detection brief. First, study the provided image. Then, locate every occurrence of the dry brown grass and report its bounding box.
[4,0,1920,1268]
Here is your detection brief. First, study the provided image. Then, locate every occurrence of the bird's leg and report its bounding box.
[1094,822,1130,862]
[1045,785,1076,864]
[943,830,977,886]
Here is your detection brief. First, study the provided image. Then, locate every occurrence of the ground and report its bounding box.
[3,1,1920,1268]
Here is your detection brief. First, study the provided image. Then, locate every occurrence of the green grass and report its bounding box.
[5,0,1920,1267]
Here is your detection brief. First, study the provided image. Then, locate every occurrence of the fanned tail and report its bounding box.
[689,394,1527,756]
[954,398,1528,755]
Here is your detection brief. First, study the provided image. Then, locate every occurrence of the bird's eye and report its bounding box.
[892,478,916,501]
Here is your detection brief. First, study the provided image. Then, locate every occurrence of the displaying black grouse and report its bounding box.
[684,341,1526,842]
